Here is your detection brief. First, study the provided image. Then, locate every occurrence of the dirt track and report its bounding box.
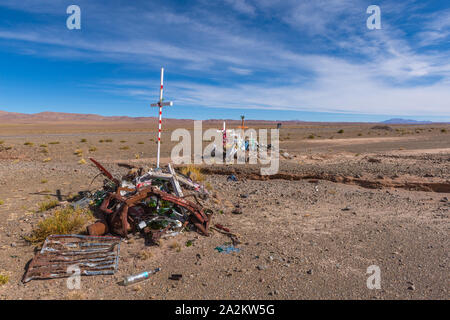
[0,122,449,299]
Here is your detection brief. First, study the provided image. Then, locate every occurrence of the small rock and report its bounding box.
[257,265,267,270]
[342,206,352,211]
[232,208,243,215]
[306,269,313,275]
[407,285,416,291]
[10,242,16,247]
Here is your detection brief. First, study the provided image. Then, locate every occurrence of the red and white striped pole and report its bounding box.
[151,67,173,169]
[157,68,164,169]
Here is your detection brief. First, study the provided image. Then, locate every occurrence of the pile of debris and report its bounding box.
[23,158,214,283]
[83,158,212,245]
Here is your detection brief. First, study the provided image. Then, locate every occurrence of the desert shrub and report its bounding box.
[49,141,59,145]
[41,179,48,184]
[38,199,59,212]
[39,144,47,148]
[105,139,113,142]
[43,157,51,162]
[307,134,315,139]
[180,165,204,182]
[120,146,129,150]
[0,200,4,205]
[78,158,87,165]
[441,129,447,133]
[80,139,87,143]
[0,140,4,144]
[137,141,144,144]
[25,207,93,244]
[120,140,126,143]
[24,142,34,146]
[99,139,104,143]
[337,129,344,134]
[88,146,97,152]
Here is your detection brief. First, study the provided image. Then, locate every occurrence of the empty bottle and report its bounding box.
[123,268,161,286]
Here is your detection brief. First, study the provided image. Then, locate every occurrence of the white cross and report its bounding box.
[151,68,173,168]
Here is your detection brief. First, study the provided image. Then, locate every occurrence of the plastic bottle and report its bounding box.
[123,268,161,286]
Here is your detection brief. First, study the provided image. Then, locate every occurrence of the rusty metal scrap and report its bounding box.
[22,234,121,283]
[86,158,212,245]
[89,157,120,186]
[97,186,211,238]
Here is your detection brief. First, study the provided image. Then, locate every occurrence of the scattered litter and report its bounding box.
[227,175,238,182]
[211,224,241,246]
[169,274,183,281]
[22,234,121,283]
[215,245,241,254]
[123,267,161,286]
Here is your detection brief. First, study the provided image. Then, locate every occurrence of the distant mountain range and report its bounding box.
[0,110,301,125]
[381,118,434,124]
[0,111,446,124]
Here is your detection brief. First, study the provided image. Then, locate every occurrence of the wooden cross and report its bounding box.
[150,67,173,168]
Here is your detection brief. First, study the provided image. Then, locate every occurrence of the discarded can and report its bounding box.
[123,268,161,286]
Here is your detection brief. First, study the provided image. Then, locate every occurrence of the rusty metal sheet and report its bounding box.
[22,234,121,283]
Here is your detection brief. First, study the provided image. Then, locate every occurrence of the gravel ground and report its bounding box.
[0,125,448,300]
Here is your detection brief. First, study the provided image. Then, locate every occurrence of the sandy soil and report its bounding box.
[0,121,449,300]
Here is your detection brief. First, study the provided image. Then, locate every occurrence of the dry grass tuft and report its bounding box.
[38,199,59,212]
[137,250,153,260]
[169,240,182,252]
[180,165,204,182]
[24,142,34,146]
[25,207,94,244]
[0,272,9,286]
[78,158,87,165]
[65,291,87,300]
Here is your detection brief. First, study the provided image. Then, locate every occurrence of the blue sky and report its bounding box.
[0,0,449,122]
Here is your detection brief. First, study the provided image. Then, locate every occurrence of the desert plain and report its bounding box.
[0,113,449,300]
